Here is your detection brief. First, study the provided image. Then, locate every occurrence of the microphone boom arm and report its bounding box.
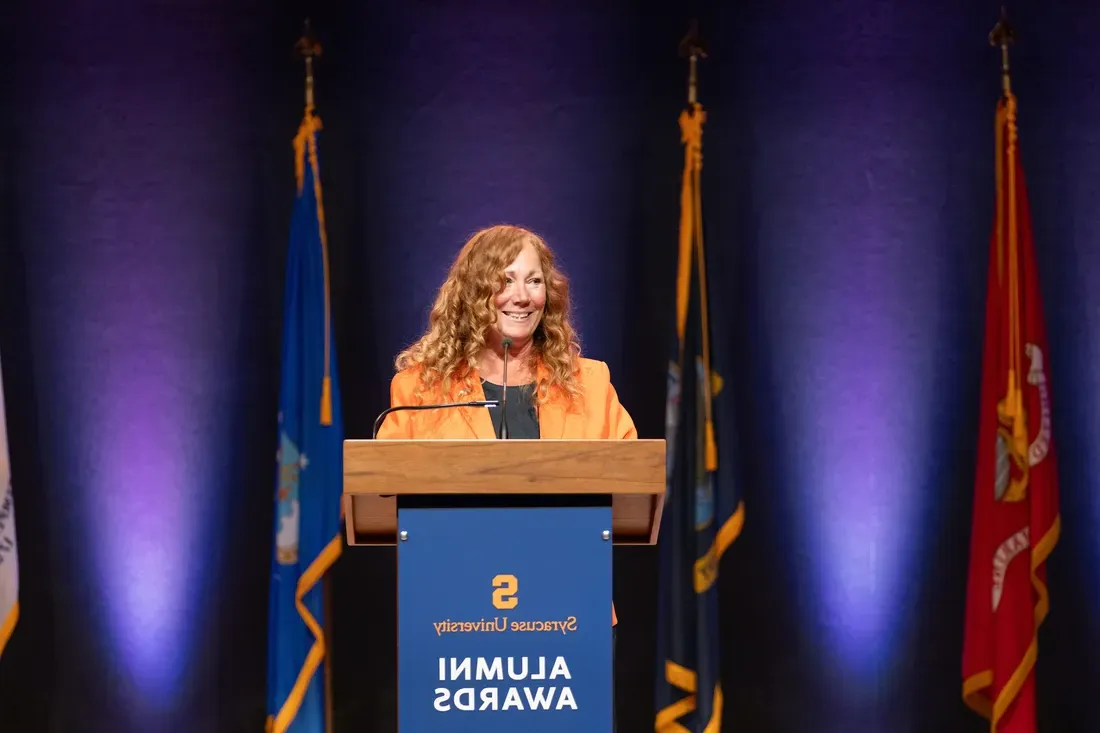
[372,400,499,439]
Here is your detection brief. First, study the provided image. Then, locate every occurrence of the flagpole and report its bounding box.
[988,7,1028,454]
[296,19,322,111]
[677,19,706,106]
[988,6,1015,99]
[675,21,719,470]
[296,21,335,733]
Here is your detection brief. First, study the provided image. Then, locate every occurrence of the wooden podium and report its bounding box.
[341,438,665,732]
[341,439,666,547]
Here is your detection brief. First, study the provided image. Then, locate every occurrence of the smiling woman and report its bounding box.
[377,224,637,444]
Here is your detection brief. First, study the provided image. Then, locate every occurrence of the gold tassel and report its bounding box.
[705,419,718,472]
[320,376,332,426]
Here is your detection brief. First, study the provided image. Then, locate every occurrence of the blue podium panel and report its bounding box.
[397,505,613,733]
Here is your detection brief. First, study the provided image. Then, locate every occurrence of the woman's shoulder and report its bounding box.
[576,357,612,384]
[391,365,422,383]
[389,364,467,404]
[389,366,425,402]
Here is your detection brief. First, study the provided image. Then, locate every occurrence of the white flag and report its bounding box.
[0,351,18,658]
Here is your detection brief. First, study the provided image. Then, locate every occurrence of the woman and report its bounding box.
[377,224,636,444]
[377,223,632,723]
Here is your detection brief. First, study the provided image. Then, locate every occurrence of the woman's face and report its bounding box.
[490,241,546,350]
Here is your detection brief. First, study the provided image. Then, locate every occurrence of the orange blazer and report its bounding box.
[377,356,634,625]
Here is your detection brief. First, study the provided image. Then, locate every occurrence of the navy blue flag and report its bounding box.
[654,100,744,733]
[266,107,344,733]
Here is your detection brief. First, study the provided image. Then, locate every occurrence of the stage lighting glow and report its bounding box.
[26,80,244,708]
[62,273,229,708]
[1057,165,1100,608]
[1065,319,1100,606]
[807,406,917,677]
[90,382,203,703]
[768,217,933,685]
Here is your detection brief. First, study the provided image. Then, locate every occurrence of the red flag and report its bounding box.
[961,93,1061,733]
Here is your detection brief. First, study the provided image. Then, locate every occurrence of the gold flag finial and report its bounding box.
[678,20,707,105]
[295,19,323,109]
[988,6,1016,97]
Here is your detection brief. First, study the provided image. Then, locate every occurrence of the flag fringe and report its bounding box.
[266,533,343,733]
[655,660,723,733]
[963,514,1060,729]
[293,109,334,428]
[0,600,18,656]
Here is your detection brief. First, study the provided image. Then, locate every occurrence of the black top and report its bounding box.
[480,380,540,439]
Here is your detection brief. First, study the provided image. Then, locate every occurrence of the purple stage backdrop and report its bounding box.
[0,0,1098,731]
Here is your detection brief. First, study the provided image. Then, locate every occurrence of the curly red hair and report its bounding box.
[395,224,582,405]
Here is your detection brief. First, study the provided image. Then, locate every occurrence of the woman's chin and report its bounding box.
[494,324,536,346]
[502,333,532,348]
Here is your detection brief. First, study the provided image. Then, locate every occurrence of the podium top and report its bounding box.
[342,438,665,546]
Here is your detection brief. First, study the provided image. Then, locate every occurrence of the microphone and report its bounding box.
[499,337,512,440]
[372,399,499,439]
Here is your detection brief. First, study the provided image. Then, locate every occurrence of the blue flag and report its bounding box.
[654,100,744,733]
[266,107,344,733]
